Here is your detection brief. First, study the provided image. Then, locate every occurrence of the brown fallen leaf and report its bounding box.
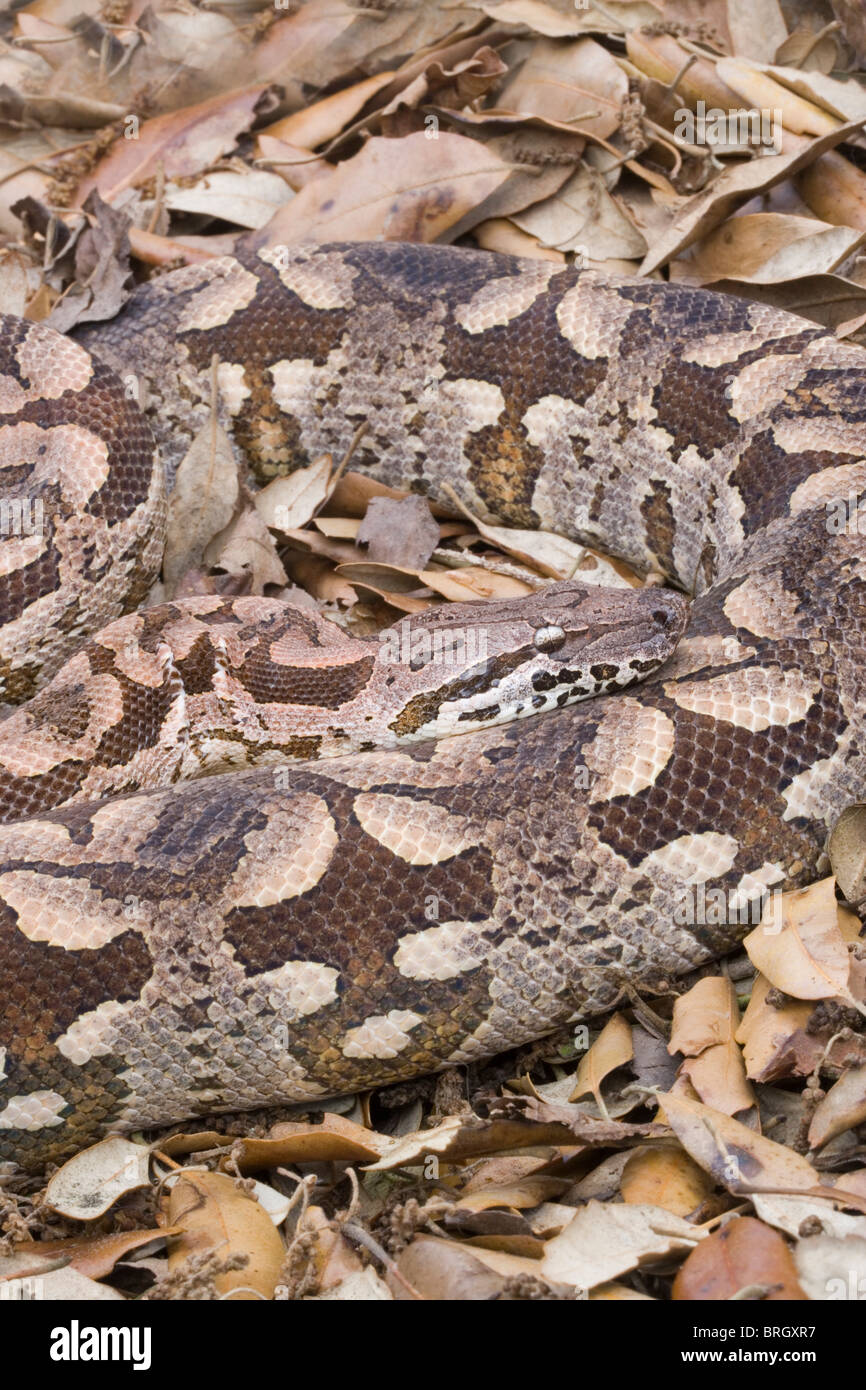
[356,496,440,571]
[809,1063,866,1151]
[672,1215,807,1301]
[253,131,511,246]
[743,876,857,1006]
[498,36,626,139]
[542,1200,705,1289]
[219,1115,388,1172]
[204,501,288,592]
[569,1011,634,1110]
[671,213,865,286]
[670,975,740,1057]
[167,1170,284,1301]
[389,1234,537,1300]
[2,1228,179,1284]
[640,119,866,275]
[620,1147,713,1218]
[163,361,240,594]
[735,973,814,1082]
[75,86,281,206]
[255,456,333,533]
[659,1090,821,1196]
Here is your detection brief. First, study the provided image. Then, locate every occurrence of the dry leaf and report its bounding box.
[167,1170,284,1301]
[514,163,646,260]
[672,213,865,286]
[569,1012,634,1109]
[620,1147,712,1218]
[828,804,866,904]
[255,456,333,533]
[670,976,741,1057]
[809,1064,866,1151]
[735,973,814,1081]
[44,1137,151,1220]
[681,1039,755,1118]
[743,876,856,1005]
[256,131,511,245]
[542,1201,704,1289]
[672,1215,806,1301]
[356,496,440,571]
[659,1091,821,1195]
[203,503,288,592]
[499,37,626,139]
[163,384,240,593]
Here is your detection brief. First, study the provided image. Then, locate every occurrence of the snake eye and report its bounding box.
[533,624,566,653]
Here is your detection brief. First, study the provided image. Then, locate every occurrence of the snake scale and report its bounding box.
[2,239,866,1169]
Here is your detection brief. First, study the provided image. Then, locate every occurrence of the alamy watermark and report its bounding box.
[674,101,782,154]
[674,884,784,930]
[378,618,489,668]
[0,497,43,536]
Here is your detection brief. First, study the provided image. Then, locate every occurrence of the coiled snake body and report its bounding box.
[2,240,866,1168]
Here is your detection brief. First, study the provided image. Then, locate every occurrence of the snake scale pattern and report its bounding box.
[2,240,866,1169]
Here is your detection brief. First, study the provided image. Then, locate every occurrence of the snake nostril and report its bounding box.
[652,610,670,626]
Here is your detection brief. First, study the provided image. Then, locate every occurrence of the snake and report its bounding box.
[1,239,865,1170]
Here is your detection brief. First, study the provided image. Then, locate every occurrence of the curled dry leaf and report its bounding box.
[2,1227,176,1283]
[256,131,511,246]
[542,1200,705,1290]
[44,1137,152,1221]
[659,1090,821,1196]
[255,455,333,533]
[167,1170,284,1301]
[569,1011,633,1108]
[808,1063,866,1151]
[219,1114,388,1172]
[672,1215,807,1301]
[620,1147,713,1218]
[163,386,240,594]
[735,973,814,1082]
[743,876,854,1003]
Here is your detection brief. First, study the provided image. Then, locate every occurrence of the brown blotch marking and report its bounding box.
[222,777,498,1086]
[0,538,61,627]
[640,478,677,578]
[730,433,841,538]
[236,647,375,707]
[440,279,609,525]
[178,255,352,480]
[586,679,841,869]
[650,359,741,460]
[8,373,156,526]
[0,912,152,1071]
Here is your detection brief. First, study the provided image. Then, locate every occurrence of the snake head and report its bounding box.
[382,580,690,740]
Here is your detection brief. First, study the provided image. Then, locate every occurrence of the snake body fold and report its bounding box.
[1,240,865,1167]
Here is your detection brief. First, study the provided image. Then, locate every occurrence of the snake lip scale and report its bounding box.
[0,238,865,1169]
